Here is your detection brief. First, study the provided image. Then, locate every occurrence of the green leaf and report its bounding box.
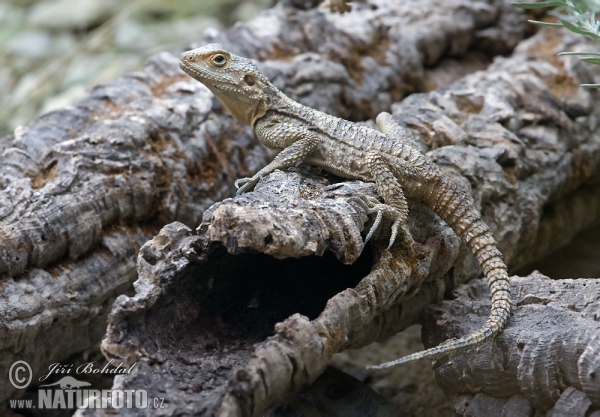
[581,83,600,88]
[580,57,600,64]
[511,1,567,9]
[558,51,600,56]
[527,20,564,26]
[560,19,596,35]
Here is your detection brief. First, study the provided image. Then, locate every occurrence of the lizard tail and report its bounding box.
[368,181,512,369]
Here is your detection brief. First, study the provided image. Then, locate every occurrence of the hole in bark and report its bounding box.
[197,248,372,328]
[323,381,351,400]
[564,103,589,119]
[264,234,273,245]
[444,269,456,299]
[141,246,373,366]
[517,342,525,350]
[142,252,158,266]
[273,404,292,413]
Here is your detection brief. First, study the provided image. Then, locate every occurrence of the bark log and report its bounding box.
[0,0,531,407]
[0,53,269,405]
[206,0,526,121]
[2,0,600,415]
[432,272,600,416]
[94,25,600,416]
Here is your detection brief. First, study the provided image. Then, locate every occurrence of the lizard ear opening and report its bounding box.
[244,75,256,86]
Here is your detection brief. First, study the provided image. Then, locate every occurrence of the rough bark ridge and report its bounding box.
[97,181,454,417]
[0,53,270,404]
[208,0,526,122]
[0,0,531,406]
[430,273,600,416]
[96,27,600,416]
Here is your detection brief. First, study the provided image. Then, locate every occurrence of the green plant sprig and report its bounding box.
[513,0,600,87]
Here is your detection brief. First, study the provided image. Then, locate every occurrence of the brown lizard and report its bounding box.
[179,44,512,369]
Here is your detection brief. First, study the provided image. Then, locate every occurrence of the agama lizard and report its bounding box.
[179,44,512,369]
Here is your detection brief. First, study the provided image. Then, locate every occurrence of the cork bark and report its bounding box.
[96,24,600,417]
[1,0,599,415]
[433,273,600,416]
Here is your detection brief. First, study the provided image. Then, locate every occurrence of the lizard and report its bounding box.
[179,43,512,369]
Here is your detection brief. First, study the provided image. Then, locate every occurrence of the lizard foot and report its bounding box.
[350,195,415,250]
[234,174,262,195]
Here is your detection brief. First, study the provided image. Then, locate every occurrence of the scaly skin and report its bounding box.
[179,44,512,368]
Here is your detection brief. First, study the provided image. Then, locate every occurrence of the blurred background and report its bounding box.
[0,0,273,137]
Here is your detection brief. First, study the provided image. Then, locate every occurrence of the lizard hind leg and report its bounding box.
[356,152,414,250]
[376,112,428,153]
[368,181,512,370]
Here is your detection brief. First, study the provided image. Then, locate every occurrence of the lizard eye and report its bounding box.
[211,54,227,67]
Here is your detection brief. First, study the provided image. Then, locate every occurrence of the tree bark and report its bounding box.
[432,273,600,416]
[95,24,600,416]
[1,0,599,416]
[0,0,530,407]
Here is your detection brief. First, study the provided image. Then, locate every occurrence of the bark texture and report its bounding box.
[208,0,526,121]
[2,0,600,416]
[1,0,532,407]
[0,52,269,404]
[432,273,600,416]
[95,25,600,416]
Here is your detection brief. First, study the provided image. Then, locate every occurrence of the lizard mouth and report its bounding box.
[179,60,216,86]
[179,60,202,79]
[179,61,244,97]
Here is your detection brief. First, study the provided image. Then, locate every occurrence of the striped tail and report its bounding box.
[368,180,512,369]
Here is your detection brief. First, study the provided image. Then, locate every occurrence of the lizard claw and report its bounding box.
[234,177,258,195]
[234,173,265,195]
[387,218,415,252]
[350,195,413,250]
[234,177,249,190]
[350,195,385,244]
[388,219,414,250]
[365,209,383,244]
[388,219,400,250]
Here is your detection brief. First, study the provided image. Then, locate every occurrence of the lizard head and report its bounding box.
[180,44,275,126]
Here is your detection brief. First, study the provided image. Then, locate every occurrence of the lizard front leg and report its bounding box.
[235,127,320,195]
